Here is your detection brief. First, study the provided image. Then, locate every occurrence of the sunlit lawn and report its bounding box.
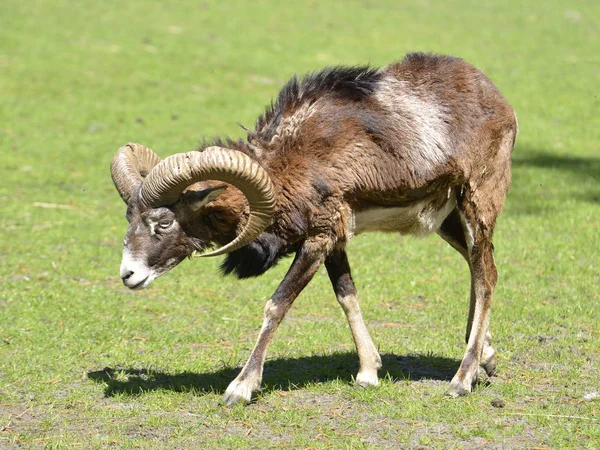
[1,0,598,448]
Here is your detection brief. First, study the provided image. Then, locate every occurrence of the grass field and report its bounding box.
[1,0,599,448]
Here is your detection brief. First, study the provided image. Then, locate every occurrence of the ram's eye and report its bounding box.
[158,219,173,229]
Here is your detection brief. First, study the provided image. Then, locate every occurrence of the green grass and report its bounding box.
[1,0,599,448]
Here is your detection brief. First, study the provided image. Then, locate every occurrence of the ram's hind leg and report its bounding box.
[446,207,497,397]
[445,124,513,396]
[437,208,497,379]
[325,250,381,387]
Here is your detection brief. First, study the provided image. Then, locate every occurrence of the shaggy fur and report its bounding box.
[117,52,518,405]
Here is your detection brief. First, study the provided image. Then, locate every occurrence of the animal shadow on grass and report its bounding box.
[87,352,459,398]
[512,149,600,204]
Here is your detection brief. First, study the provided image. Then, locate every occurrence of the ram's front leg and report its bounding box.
[325,250,381,387]
[222,246,325,406]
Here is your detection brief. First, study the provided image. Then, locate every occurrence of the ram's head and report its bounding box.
[110,143,275,289]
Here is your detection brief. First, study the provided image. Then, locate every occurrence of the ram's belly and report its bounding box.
[350,192,456,237]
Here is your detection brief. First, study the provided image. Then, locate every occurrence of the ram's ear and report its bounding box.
[184,185,227,211]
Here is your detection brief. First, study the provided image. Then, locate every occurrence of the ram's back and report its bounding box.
[243,53,515,212]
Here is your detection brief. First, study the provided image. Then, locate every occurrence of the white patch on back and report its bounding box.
[350,192,457,237]
[374,75,450,173]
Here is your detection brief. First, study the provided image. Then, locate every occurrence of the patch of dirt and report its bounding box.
[359,415,552,449]
[0,404,52,448]
[244,390,553,449]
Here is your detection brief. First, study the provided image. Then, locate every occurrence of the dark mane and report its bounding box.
[220,233,287,279]
[198,135,258,158]
[400,51,463,68]
[253,65,382,142]
[199,136,242,150]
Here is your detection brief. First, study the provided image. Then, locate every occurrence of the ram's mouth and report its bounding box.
[130,276,150,290]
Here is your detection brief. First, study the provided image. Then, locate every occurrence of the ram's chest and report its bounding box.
[348,192,456,238]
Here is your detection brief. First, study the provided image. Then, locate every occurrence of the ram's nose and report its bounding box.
[121,269,134,281]
[120,267,150,289]
[120,251,152,289]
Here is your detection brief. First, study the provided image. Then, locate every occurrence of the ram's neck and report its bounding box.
[199,185,250,247]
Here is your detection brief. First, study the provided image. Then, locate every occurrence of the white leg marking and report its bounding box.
[458,210,475,255]
[480,330,497,375]
[337,294,381,387]
[222,299,283,405]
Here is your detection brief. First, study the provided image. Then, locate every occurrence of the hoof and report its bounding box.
[477,366,491,384]
[445,382,471,398]
[355,371,379,388]
[222,380,254,406]
[222,392,251,407]
[481,355,497,377]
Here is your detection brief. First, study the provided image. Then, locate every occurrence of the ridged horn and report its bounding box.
[140,147,276,257]
[110,143,162,204]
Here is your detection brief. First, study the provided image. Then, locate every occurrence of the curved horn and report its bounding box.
[110,143,162,204]
[141,147,276,257]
